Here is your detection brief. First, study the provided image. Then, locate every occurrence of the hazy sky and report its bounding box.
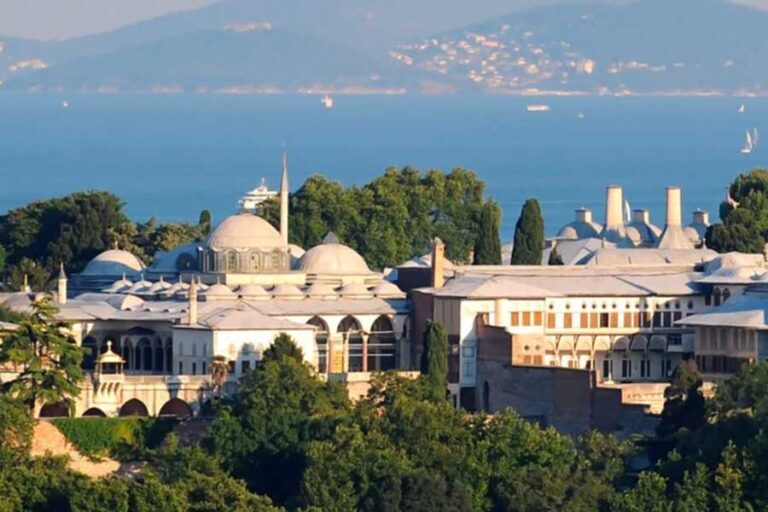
[1,0,766,41]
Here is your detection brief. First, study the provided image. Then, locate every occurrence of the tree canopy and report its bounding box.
[473,200,502,265]
[707,169,768,253]
[510,199,544,265]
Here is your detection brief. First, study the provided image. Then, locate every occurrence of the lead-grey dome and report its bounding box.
[206,214,284,250]
[81,250,145,278]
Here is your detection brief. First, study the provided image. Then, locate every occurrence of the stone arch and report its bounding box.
[594,336,612,352]
[82,336,98,371]
[612,336,630,352]
[119,399,149,417]
[369,315,397,371]
[338,316,364,372]
[630,335,648,352]
[158,398,193,418]
[39,402,70,418]
[649,335,667,352]
[82,407,107,417]
[308,316,329,373]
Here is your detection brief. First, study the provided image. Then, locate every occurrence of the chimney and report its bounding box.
[575,208,593,223]
[431,237,445,289]
[57,263,67,305]
[692,209,710,226]
[632,209,650,224]
[604,185,624,228]
[665,186,683,227]
[188,278,198,326]
[21,274,31,294]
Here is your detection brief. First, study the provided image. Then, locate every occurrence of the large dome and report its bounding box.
[299,243,372,275]
[81,250,145,277]
[206,214,284,250]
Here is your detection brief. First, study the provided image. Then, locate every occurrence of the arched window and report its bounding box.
[714,288,722,306]
[338,316,363,372]
[369,315,396,371]
[250,251,261,272]
[308,316,330,373]
[271,250,281,271]
[122,340,133,370]
[226,251,238,272]
[136,338,153,372]
[154,342,164,374]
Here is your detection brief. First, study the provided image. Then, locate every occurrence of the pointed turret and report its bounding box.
[280,152,289,245]
[57,263,68,305]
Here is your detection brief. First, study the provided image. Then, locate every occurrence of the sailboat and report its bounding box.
[322,95,334,109]
[738,104,746,114]
[741,129,755,154]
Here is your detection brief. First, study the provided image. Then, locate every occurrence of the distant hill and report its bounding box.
[2,0,768,94]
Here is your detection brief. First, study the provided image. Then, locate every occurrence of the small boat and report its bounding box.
[526,104,551,113]
[61,100,69,108]
[322,95,334,109]
[741,129,755,154]
[738,104,746,114]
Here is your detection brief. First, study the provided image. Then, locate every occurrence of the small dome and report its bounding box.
[206,214,284,250]
[81,249,145,277]
[299,244,372,275]
[338,282,372,299]
[126,278,152,295]
[305,282,338,300]
[202,284,236,300]
[102,277,133,293]
[146,279,172,294]
[558,226,579,240]
[684,226,702,245]
[369,281,405,298]
[163,280,190,297]
[271,284,305,300]
[237,284,270,300]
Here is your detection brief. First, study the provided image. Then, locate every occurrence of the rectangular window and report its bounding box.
[653,312,662,328]
[668,334,682,346]
[533,312,542,326]
[522,312,532,326]
[603,359,611,379]
[663,312,673,328]
[580,313,589,328]
[623,312,634,328]
[639,313,649,328]
[600,313,610,328]
[705,294,712,306]
[241,360,251,374]
[547,313,556,329]
[640,359,650,378]
[228,361,235,374]
[673,312,683,323]
[533,355,543,365]
[610,313,619,328]
[666,359,673,376]
[563,313,573,328]
[192,362,197,375]
[621,358,632,378]
[463,361,473,377]
[202,362,207,375]
[178,362,183,374]
[510,312,519,326]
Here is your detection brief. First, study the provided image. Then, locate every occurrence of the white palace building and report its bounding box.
[2,173,768,436]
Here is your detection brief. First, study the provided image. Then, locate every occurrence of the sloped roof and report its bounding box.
[678,293,768,329]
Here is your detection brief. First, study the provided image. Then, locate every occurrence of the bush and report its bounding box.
[51,417,177,460]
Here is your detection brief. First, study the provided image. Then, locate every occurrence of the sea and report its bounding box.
[0,93,765,242]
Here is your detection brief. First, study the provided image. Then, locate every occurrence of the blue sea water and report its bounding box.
[0,94,765,242]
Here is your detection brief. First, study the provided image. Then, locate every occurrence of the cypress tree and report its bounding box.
[510,198,544,265]
[421,321,448,401]
[473,200,502,265]
[548,247,564,265]
[199,209,212,235]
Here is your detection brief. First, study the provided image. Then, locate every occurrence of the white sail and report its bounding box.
[741,130,754,154]
[739,104,746,114]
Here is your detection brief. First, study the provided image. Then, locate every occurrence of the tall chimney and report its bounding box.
[188,278,198,326]
[431,237,445,289]
[279,153,289,245]
[605,185,624,228]
[665,186,682,227]
[692,209,710,226]
[57,263,67,305]
[632,209,650,224]
[575,208,593,223]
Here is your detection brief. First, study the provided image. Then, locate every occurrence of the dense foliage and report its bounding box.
[421,321,449,402]
[0,191,204,290]
[51,417,177,460]
[473,199,502,265]
[707,169,768,253]
[510,198,544,265]
[263,166,495,269]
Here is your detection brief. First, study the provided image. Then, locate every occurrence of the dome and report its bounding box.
[338,282,372,299]
[271,284,305,300]
[163,280,190,296]
[305,282,338,300]
[81,249,145,277]
[237,284,270,300]
[102,277,133,294]
[146,279,172,294]
[299,244,372,275]
[369,281,405,298]
[206,214,284,250]
[202,284,237,300]
[558,226,579,240]
[557,222,601,240]
[684,226,702,245]
[126,278,152,295]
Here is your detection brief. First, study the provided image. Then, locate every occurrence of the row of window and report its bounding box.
[695,355,752,374]
[509,311,687,329]
[546,300,694,311]
[698,328,756,352]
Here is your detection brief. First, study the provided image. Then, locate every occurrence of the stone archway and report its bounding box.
[119,399,149,417]
[158,398,193,418]
[39,402,70,418]
[82,407,107,417]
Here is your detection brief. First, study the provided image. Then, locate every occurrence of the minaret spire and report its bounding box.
[280,151,289,245]
[57,262,68,305]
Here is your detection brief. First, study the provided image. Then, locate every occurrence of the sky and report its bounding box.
[0,0,766,41]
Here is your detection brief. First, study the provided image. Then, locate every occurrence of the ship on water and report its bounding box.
[526,104,551,113]
[322,95,334,109]
[239,178,278,211]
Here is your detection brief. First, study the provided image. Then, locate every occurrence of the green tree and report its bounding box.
[510,199,544,265]
[707,169,768,253]
[262,333,304,364]
[548,247,564,265]
[658,360,706,438]
[672,464,711,511]
[8,257,51,291]
[199,209,213,236]
[0,394,34,462]
[0,297,84,413]
[611,472,672,512]
[473,200,502,265]
[421,321,448,402]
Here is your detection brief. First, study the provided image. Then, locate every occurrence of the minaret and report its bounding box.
[57,263,67,305]
[21,274,31,294]
[280,153,289,245]
[188,278,198,326]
